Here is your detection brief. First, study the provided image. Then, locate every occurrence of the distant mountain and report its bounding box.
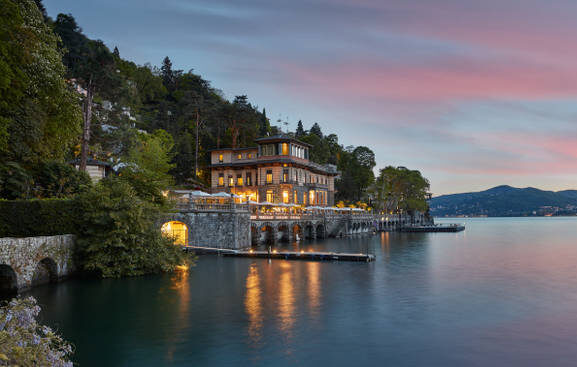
[429,185,577,217]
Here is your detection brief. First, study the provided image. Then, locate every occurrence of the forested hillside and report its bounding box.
[0,0,432,211]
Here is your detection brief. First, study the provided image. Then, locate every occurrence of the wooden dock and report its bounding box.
[183,246,374,262]
[400,224,465,233]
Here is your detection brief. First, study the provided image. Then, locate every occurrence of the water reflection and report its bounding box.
[380,231,391,256]
[277,262,295,339]
[166,268,190,362]
[244,263,263,345]
[307,262,321,319]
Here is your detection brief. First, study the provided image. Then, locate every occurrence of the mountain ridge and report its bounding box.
[430,185,577,217]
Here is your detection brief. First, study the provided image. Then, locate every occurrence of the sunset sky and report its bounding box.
[44,0,577,195]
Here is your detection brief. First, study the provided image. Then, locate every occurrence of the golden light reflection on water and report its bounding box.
[307,262,321,318]
[166,268,190,362]
[245,264,263,345]
[380,231,390,256]
[277,262,295,337]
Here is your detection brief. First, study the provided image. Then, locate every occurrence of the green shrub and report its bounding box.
[75,177,186,277]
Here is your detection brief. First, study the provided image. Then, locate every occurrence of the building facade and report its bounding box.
[210,136,338,206]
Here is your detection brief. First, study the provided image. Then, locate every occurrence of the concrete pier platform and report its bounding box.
[400,224,465,233]
[183,246,374,262]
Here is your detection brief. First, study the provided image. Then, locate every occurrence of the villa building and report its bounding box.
[209,135,338,206]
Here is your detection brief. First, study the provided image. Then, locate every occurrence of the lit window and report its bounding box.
[248,153,252,158]
[303,192,307,205]
[266,170,273,184]
[228,175,234,186]
[282,143,289,155]
[309,190,315,204]
[218,174,224,186]
[218,154,223,163]
[237,154,242,159]
[294,190,297,203]
[283,190,289,204]
[246,173,252,186]
[266,190,274,202]
[237,174,243,186]
[283,169,288,183]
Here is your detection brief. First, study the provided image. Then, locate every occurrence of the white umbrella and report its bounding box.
[211,192,233,198]
[189,190,211,197]
[259,201,275,206]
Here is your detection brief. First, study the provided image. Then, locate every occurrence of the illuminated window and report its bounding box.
[303,192,307,205]
[161,221,188,246]
[294,190,298,203]
[218,154,223,163]
[246,173,252,186]
[248,153,252,158]
[266,170,273,184]
[237,174,243,186]
[237,153,242,159]
[228,175,234,186]
[309,190,315,204]
[218,173,224,186]
[283,169,288,183]
[282,190,289,203]
[282,143,289,155]
[266,190,274,202]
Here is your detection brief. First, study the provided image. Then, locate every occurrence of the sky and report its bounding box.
[44,0,577,196]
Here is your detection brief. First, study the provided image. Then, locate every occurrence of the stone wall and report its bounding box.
[0,235,75,293]
[163,211,251,249]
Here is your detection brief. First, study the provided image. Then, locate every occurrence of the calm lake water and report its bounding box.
[29,217,577,366]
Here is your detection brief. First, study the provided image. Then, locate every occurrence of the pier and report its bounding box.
[400,224,465,232]
[183,246,374,262]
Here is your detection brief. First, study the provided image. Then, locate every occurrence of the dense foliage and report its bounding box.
[75,177,186,277]
[372,166,431,217]
[0,0,81,164]
[0,199,78,236]
[0,297,73,366]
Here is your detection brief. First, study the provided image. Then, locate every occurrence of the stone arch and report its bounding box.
[277,222,290,242]
[0,264,17,295]
[316,224,326,239]
[260,223,275,244]
[32,257,58,287]
[251,224,260,246]
[161,220,189,246]
[304,222,315,239]
[292,223,303,241]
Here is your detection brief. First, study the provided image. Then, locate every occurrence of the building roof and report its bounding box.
[208,147,258,152]
[254,135,312,147]
[69,158,112,167]
[210,157,339,176]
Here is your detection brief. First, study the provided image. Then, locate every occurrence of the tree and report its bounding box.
[373,166,430,220]
[121,129,175,203]
[295,120,305,137]
[75,177,186,278]
[259,108,269,136]
[310,122,323,138]
[161,56,174,90]
[0,1,82,163]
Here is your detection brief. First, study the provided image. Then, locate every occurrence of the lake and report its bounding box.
[29,217,577,366]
